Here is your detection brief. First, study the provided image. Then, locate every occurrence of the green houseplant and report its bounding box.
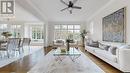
[80,29,88,47]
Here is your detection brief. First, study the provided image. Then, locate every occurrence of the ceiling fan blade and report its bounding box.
[72,6,82,9]
[61,7,69,11]
[60,0,68,6]
[73,0,78,4]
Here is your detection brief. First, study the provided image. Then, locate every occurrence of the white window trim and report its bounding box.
[29,24,44,43]
[54,24,81,40]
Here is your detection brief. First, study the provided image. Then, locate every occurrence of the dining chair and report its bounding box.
[20,38,31,52]
[0,38,21,58]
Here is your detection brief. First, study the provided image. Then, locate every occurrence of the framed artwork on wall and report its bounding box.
[102,7,126,43]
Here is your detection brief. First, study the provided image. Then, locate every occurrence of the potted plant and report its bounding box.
[1,32,12,40]
[80,29,88,47]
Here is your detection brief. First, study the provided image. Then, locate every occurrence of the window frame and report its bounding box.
[11,24,22,38]
[54,24,81,40]
[30,24,44,42]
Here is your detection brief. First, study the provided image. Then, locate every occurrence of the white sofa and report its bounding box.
[85,41,130,72]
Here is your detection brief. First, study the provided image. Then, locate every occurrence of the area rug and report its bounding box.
[0,46,42,68]
[28,50,105,73]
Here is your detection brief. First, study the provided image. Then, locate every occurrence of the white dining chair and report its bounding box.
[19,38,31,52]
[0,38,21,58]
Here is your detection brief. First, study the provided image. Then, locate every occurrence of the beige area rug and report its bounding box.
[28,50,105,73]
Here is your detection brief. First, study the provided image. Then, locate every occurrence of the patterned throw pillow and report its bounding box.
[99,43,110,51]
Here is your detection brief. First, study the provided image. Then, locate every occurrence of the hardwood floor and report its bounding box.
[0,47,123,73]
[0,48,44,73]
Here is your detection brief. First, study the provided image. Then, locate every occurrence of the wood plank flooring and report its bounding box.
[0,47,123,73]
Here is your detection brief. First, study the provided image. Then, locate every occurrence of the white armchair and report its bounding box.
[53,39,65,47]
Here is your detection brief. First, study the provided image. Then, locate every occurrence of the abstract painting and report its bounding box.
[102,8,126,43]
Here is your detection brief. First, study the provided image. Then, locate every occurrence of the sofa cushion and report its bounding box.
[95,50,117,63]
[108,46,117,55]
[54,43,63,45]
[86,46,99,53]
[119,45,130,49]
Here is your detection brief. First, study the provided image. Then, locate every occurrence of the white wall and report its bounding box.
[87,0,130,44]
[0,3,41,22]
[15,4,41,22]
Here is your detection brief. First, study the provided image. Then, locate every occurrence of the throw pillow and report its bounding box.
[99,43,110,51]
[69,40,74,43]
[56,40,62,43]
[108,46,117,55]
[86,39,92,45]
[88,41,99,48]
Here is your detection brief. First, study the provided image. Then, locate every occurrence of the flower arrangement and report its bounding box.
[61,48,66,53]
[1,32,12,39]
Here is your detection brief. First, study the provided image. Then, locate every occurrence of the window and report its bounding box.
[54,24,81,40]
[30,25,44,41]
[11,25,22,38]
[0,24,8,29]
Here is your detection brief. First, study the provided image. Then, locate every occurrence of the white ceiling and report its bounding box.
[16,0,111,21]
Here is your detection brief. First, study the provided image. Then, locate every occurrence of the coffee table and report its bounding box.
[53,47,81,62]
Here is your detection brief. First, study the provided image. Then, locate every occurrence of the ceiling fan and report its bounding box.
[60,0,82,14]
